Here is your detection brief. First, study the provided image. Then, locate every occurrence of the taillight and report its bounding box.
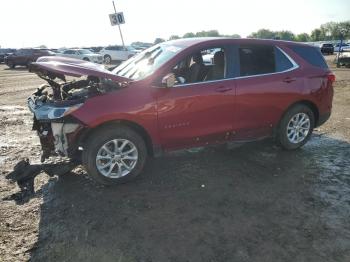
[327,73,336,83]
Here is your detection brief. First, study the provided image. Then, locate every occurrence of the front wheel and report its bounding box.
[7,61,15,68]
[82,125,147,185]
[277,104,315,150]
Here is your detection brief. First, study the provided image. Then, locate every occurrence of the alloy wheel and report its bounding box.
[286,113,311,144]
[96,139,138,178]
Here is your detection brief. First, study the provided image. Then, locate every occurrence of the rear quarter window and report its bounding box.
[289,45,328,69]
[275,47,294,72]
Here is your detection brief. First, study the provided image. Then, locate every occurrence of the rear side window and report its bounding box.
[275,47,294,72]
[239,45,275,76]
[289,45,328,69]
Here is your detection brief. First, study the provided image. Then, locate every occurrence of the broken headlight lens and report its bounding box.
[47,104,83,119]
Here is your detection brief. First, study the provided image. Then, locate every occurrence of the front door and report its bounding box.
[155,47,236,150]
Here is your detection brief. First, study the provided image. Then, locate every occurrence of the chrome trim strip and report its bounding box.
[173,46,299,87]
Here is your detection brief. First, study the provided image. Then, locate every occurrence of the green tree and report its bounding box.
[296,33,311,42]
[311,21,350,40]
[154,38,165,44]
[275,30,295,41]
[194,30,219,37]
[310,29,322,41]
[228,34,241,38]
[183,32,196,38]
[338,21,350,38]
[169,35,180,40]
[249,29,276,39]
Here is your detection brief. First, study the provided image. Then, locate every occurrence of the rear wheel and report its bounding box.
[82,125,147,185]
[26,60,33,67]
[277,104,315,150]
[83,57,90,61]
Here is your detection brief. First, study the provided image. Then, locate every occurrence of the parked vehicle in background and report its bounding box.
[333,43,350,52]
[0,48,16,63]
[4,49,54,68]
[202,48,221,64]
[336,52,350,67]
[131,42,153,51]
[320,43,334,55]
[86,46,104,53]
[58,49,103,64]
[27,38,335,185]
[100,45,138,64]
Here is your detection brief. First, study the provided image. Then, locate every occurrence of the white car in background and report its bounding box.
[333,43,350,52]
[58,49,103,64]
[99,45,138,64]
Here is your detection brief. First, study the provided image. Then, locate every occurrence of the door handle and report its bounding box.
[283,77,297,83]
[215,86,232,93]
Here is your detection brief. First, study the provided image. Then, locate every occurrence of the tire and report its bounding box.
[83,57,90,61]
[7,61,15,68]
[277,104,315,150]
[26,60,33,68]
[82,125,147,185]
[104,55,112,64]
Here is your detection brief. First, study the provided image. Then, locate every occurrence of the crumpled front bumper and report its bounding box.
[27,95,84,161]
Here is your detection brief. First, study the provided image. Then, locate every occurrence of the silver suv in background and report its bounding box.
[100,45,138,64]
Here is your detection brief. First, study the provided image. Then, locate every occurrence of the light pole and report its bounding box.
[336,29,346,68]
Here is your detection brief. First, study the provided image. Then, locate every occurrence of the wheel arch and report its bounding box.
[288,100,320,127]
[274,100,319,139]
[79,119,156,157]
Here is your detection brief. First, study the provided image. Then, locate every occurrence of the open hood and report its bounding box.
[30,56,130,82]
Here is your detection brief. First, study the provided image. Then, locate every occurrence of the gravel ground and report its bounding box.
[0,56,349,262]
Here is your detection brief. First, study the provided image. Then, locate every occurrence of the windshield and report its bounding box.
[78,49,93,54]
[112,43,183,80]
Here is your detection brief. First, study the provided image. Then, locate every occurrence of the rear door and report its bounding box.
[16,49,31,65]
[62,50,76,58]
[114,46,128,61]
[233,44,302,140]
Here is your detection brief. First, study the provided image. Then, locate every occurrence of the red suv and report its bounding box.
[28,38,334,185]
[5,48,54,68]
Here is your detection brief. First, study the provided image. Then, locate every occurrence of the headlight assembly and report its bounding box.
[47,104,83,119]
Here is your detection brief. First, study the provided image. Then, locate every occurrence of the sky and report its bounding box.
[0,0,349,48]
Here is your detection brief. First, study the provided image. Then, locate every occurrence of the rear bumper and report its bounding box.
[316,111,331,127]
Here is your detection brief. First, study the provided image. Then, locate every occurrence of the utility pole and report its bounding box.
[112,1,125,48]
[336,32,344,68]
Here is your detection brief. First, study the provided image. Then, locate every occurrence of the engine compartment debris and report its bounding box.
[6,158,79,197]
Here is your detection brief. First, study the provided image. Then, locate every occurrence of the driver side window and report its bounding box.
[170,47,227,86]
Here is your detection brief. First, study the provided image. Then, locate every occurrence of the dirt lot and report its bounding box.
[0,57,349,262]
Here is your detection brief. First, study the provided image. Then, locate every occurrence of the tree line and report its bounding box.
[154,21,350,44]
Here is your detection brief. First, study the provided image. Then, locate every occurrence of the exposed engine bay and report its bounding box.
[28,63,125,162]
[32,75,121,105]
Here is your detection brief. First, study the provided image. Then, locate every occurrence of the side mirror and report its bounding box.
[162,73,176,88]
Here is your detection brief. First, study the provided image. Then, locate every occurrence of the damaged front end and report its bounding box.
[28,56,129,162]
